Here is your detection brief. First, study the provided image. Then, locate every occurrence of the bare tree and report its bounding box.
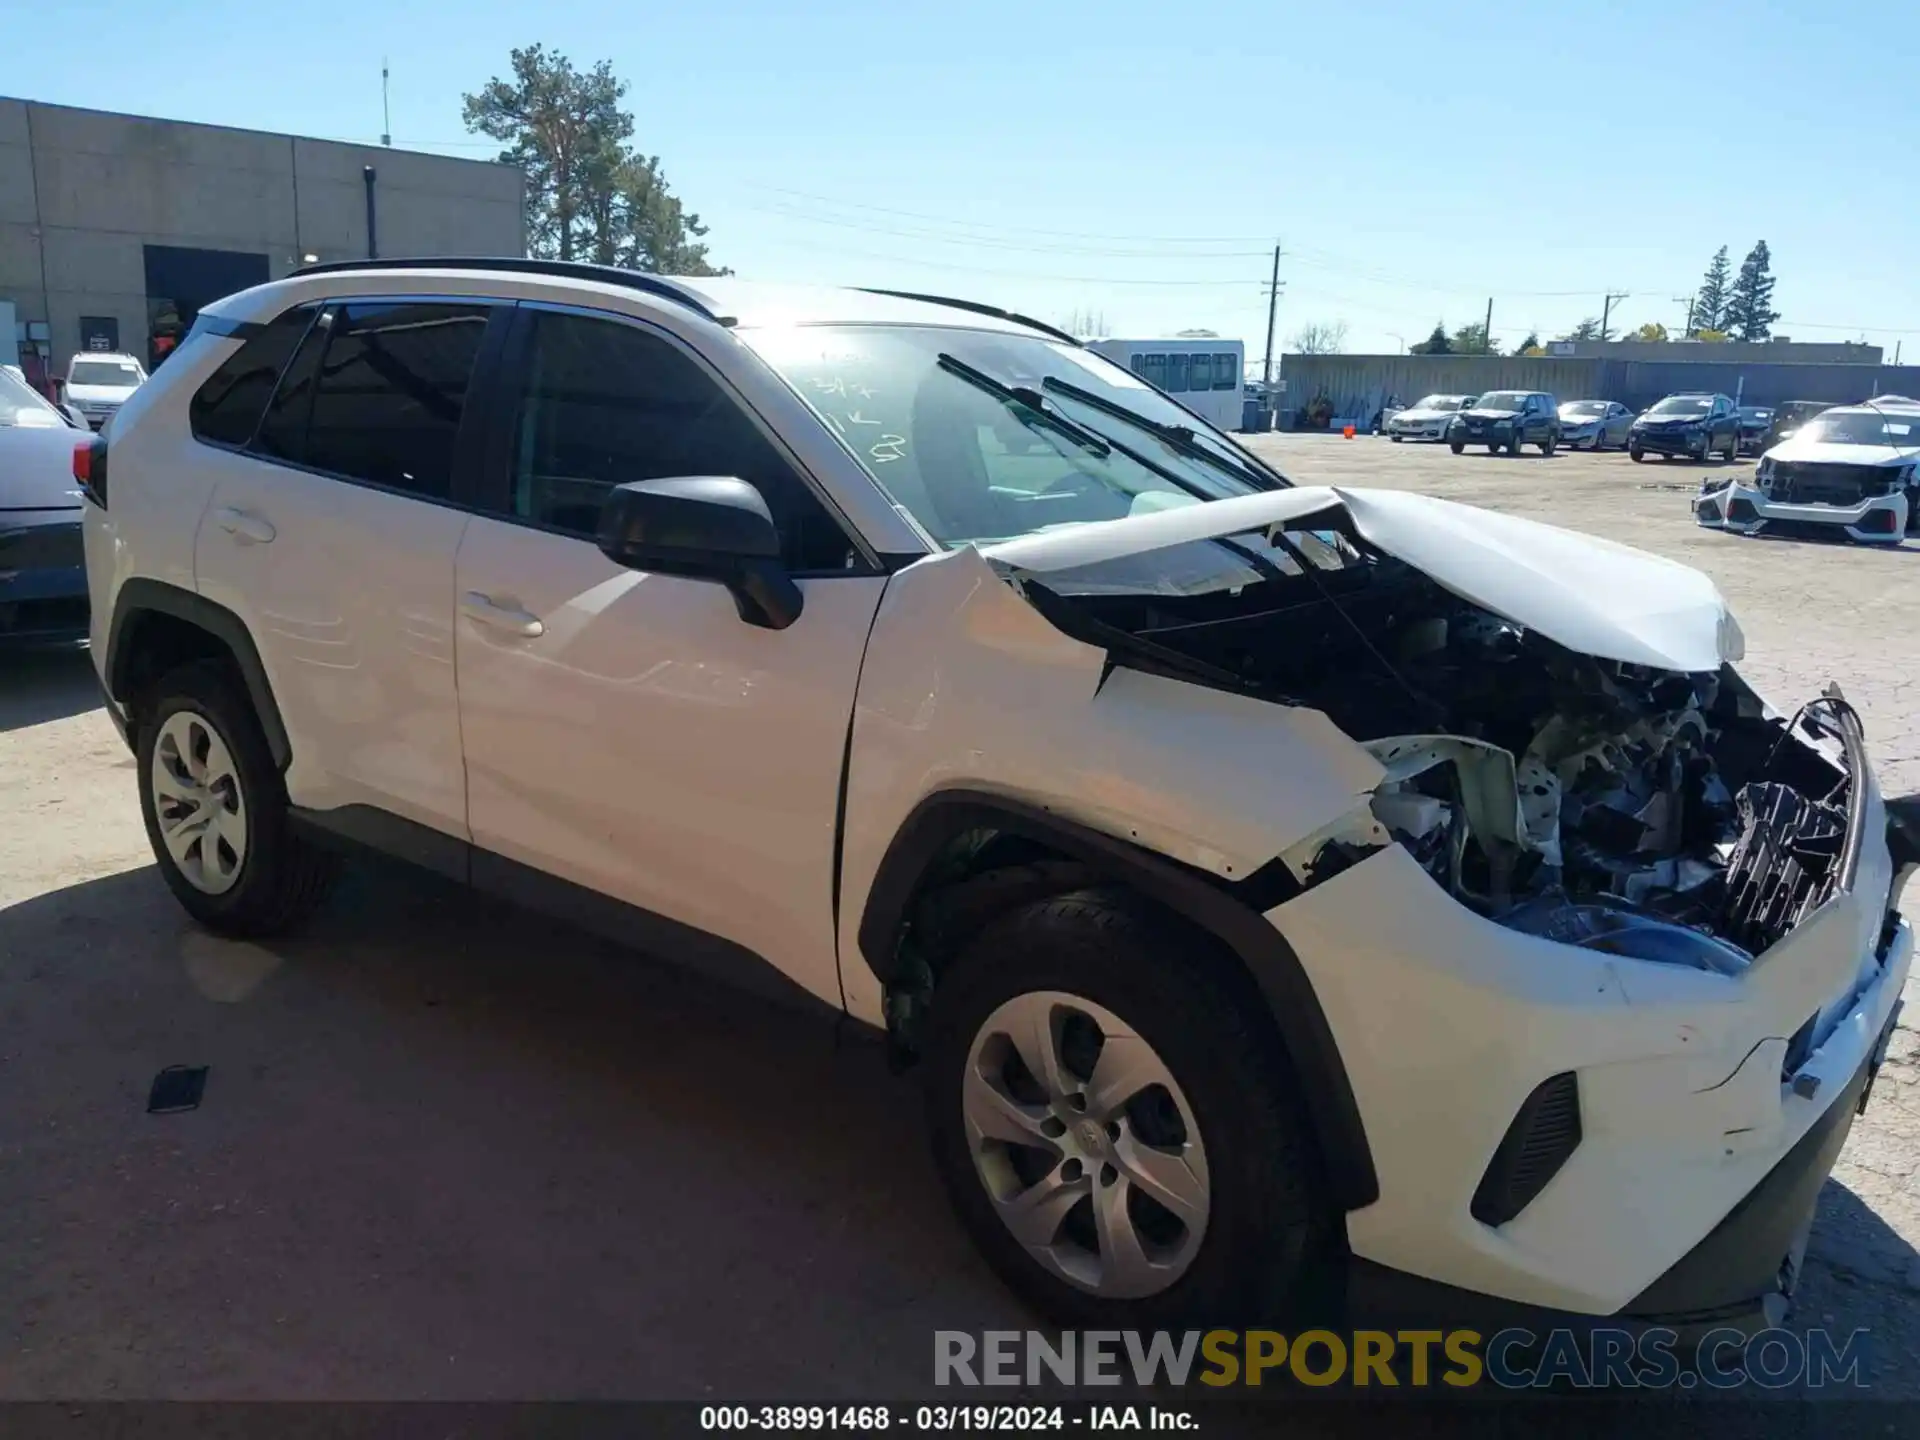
[1290,320,1349,355]
[1060,307,1112,339]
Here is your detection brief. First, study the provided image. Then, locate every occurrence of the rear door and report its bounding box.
[192,298,504,836]
[449,303,886,1010]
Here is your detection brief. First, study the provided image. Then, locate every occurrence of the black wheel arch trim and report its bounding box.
[104,578,292,771]
[855,789,1380,1209]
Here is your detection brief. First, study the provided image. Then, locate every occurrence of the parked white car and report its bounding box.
[83,261,1913,1332]
[1385,393,1475,441]
[1557,399,1634,451]
[64,351,146,430]
[1697,402,1920,543]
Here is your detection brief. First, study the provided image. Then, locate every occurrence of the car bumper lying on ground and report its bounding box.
[1695,479,1909,544]
[0,513,88,643]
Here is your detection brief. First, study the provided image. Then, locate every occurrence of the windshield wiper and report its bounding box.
[935,354,1111,457]
[1040,376,1285,490]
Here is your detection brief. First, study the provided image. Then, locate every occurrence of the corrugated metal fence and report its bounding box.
[1276,355,1920,428]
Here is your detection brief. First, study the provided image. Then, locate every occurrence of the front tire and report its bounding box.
[1540,433,1557,455]
[1390,434,1403,443]
[1449,441,1465,454]
[1630,445,1646,463]
[136,660,338,937]
[924,892,1332,1327]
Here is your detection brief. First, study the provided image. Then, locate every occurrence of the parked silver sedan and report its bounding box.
[1557,399,1635,451]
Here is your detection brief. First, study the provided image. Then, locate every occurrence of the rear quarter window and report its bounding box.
[188,307,317,447]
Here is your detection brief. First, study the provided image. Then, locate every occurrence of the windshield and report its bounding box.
[1650,395,1712,416]
[68,359,141,388]
[1739,407,1772,422]
[1410,394,1462,411]
[1560,401,1607,417]
[0,367,65,428]
[743,324,1275,545]
[1795,411,1920,447]
[1474,391,1529,411]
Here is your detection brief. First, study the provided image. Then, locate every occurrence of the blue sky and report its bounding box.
[7,0,1916,358]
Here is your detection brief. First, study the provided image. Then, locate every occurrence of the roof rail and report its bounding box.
[289,257,733,325]
[856,289,1080,347]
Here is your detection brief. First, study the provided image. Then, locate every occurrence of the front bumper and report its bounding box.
[1452,425,1514,446]
[1695,480,1908,544]
[1389,422,1452,440]
[0,513,89,644]
[1631,428,1711,457]
[1269,762,1909,1319]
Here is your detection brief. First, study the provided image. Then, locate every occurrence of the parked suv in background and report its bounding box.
[1447,390,1560,454]
[63,351,146,431]
[1629,392,1741,462]
[81,259,1912,1333]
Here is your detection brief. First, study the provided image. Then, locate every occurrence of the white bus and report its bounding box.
[1085,337,1246,431]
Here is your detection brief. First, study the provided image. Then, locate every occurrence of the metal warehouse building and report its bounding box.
[1,98,524,379]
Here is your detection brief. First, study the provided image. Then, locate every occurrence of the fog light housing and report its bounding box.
[1861,507,1899,534]
[1697,499,1723,522]
[1727,498,1759,525]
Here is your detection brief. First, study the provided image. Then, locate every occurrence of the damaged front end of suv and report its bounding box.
[945,483,1913,1324]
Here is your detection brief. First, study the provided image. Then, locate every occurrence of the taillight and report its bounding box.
[73,436,108,508]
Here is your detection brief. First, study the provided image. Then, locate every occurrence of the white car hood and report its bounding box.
[1765,438,1920,467]
[1395,408,1452,422]
[66,383,137,404]
[982,486,1739,674]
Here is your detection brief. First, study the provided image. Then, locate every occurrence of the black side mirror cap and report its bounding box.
[596,476,803,631]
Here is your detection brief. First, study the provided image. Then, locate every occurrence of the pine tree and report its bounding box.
[1692,247,1731,335]
[1724,241,1781,342]
[1409,323,1452,355]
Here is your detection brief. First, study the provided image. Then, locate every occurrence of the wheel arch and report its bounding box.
[856,789,1380,1210]
[105,578,291,771]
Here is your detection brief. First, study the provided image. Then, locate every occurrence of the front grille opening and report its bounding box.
[1471,1072,1582,1227]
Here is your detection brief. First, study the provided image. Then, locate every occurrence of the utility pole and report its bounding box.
[1261,243,1284,387]
[1483,297,1493,353]
[380,59,392,147]
[1674,295,1695,336]
[1599,291,1629,342]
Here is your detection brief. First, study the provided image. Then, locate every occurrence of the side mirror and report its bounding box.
[59,403,88,430]
[596,476,803,631]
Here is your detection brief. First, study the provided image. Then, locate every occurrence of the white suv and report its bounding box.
[82,259,1914,1332]
[63,350,146,430]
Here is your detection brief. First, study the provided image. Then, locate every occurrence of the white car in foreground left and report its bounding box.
[1698,401,1920,543]
[1386,393,1475,441]
[82,262,1913,1336]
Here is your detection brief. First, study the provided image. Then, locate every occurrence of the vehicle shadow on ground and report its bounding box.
[0,859,1025,1400]
[1800,1179,1920,1393]
[0,646,99,732]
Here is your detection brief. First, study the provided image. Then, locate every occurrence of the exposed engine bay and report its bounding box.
[1016,515,1861,971]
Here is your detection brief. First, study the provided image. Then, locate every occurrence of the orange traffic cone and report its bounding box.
[1342,424,1356,439]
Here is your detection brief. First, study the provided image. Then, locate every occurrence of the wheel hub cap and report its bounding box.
[961,990,1211,1299]
[150,711,248,895]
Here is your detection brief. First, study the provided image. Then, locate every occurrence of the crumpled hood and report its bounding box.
[1459,406,1520,421]
[1764,437,1920,467]
[982,485,1739,673]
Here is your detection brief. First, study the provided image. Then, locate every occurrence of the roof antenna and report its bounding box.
[380,59,391,147]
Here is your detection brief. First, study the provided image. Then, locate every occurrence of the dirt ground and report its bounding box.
[2,435,1917,1407]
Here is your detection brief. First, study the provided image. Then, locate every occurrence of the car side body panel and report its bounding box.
[834,544,1387,1032]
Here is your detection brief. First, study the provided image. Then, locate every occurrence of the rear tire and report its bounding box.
[923,891,1334,1328]
[1506,430,1523,456]
[1540,433,1557,455]
[135,660,338,937]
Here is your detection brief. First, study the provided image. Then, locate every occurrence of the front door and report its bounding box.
[451,305,885,1010]
[193,299,498,836]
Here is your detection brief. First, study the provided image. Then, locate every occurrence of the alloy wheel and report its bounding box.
[961,990,1211,1299]
[150,710,249,895]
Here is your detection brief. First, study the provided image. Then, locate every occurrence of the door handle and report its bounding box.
[214,506,275,544]
[461,591,545,639]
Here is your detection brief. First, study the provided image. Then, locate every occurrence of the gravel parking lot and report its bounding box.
[3,435,1917,1406]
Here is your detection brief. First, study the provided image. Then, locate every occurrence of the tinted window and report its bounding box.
[189,306,315,447]
[297,301,490,498]
[1129,355,1145,376]
[1142,353,1167,388]
[1188,354,1211,391]
[1214,353,1237,390]
[1166,354,1189,393]
[504,310,853,571]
